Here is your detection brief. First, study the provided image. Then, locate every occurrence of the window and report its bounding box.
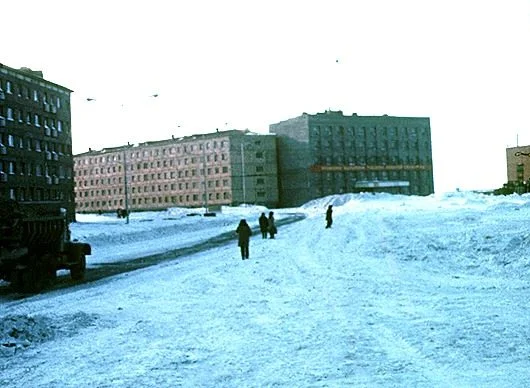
[34,114,40,127]
[6,81,12,94]
[33,90,38,102]
[6,108,13,121]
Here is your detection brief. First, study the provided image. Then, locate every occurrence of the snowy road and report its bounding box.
[2,193,530,387]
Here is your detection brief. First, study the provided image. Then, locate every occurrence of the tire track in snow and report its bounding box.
[350,212,459,386]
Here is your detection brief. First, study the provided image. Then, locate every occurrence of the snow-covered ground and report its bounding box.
[2,192,530,387]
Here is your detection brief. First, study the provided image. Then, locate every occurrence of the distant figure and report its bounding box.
[268,211,277,239]
[259,212,268,239]
[236,219,252,260]
[325,205,333,228]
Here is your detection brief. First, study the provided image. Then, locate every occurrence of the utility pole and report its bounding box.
[203,135,209,213]
[123,147,129,224]
[241,142,246,204]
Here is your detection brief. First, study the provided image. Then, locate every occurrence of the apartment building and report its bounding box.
[270,110,434,207]
[73,130,279,213]
[0,63,75,219]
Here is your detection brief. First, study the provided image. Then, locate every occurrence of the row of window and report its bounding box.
[0,105,66,133]
[79,141,229,166]
[311,126,428,138]
[76,191,233,209]
[0,78,64,108]
[75,153,230,175]
[1,186,67,202]
[75,165,231,185]
[0,159,68,179]
[77,178,233,196]
[0,133,70,156]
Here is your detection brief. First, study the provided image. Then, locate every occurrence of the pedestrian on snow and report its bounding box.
[268,211,277,239]
[325,205,333,228]
[236,219,252,260]
[259,212,268,239]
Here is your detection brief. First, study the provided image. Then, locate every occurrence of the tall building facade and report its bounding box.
[506,145,530,189]
[270,110,434,207]
[0,63,75,218]
[73,130,278,212]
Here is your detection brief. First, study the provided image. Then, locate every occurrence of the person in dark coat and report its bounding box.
[325,205,333,228]
[268,211,277,239]
[236,219,252,259]
[258,212,268,239]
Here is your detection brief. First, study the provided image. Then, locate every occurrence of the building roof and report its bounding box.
[0,62,73,93]
[74,129,274,157]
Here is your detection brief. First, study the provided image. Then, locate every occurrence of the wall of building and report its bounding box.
[74,130,279,213]
[506,145,530,183]
[228,133,279,207]
[269,115,313,206]
[270,110,434,207]
[0,64,75,219]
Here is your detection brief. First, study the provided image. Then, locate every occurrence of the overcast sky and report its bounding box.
[3,0,530,193]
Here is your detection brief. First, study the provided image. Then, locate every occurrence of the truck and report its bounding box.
[0,199,91,293]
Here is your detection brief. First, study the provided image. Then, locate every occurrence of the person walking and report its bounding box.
[236,219,252,259]
[259,212,268,239]
[325,205,333,228]
[268,211,277,239]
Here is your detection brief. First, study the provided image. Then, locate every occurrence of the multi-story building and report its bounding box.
[73,130,279,213]
[506,145,530,189]
[269,110,434,207]
[0,63,75,219]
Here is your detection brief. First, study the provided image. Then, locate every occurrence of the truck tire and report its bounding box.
[70,254,86,280]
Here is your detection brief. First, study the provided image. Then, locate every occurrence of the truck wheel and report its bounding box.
[70,255,86,280]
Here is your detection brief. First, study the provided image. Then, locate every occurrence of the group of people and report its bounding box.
[235,211,277,260]
[235,206,334,260]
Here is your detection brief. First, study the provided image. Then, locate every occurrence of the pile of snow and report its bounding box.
[2,192,530,387]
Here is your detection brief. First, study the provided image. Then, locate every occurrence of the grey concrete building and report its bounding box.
[269,110,434,207]
[73,130,278,213]
[505,145,530,193]
[0,63,75,219]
